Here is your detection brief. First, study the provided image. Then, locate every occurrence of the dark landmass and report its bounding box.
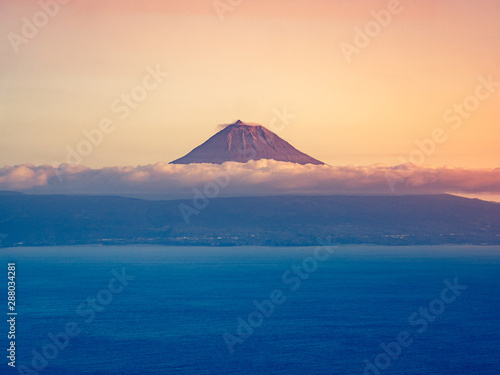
[0,191,24,195]
[0,193,499,247]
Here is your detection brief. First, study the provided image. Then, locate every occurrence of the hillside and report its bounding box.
[0,194,499,247]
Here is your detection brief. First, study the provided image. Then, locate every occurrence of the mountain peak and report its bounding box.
[170,121,324,165]
[227,119,260,128]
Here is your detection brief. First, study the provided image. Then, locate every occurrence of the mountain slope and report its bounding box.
[171,120,324,165]
[0,194,499,247]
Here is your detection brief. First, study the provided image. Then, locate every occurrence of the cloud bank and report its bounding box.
[0,161,499,200]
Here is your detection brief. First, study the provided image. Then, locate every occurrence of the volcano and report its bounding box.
[170,120,324,165]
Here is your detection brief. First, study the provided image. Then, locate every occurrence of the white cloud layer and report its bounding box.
[0,160,499,199]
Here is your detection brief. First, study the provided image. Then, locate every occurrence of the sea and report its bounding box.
[1,245,499,375]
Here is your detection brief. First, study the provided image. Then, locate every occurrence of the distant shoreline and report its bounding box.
[3,243,500,250]
[1,194,499,248]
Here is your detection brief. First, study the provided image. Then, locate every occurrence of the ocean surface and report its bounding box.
[1,245,499,375]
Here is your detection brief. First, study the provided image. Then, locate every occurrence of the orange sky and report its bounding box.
[1,0,499,170]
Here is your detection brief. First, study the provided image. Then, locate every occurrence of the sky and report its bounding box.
[0,0,499,199]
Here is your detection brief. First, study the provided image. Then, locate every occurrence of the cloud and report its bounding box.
[215,120,262,132]
[0,161,499,199]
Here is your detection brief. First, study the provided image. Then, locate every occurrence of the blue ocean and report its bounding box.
[1,245,499,375]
